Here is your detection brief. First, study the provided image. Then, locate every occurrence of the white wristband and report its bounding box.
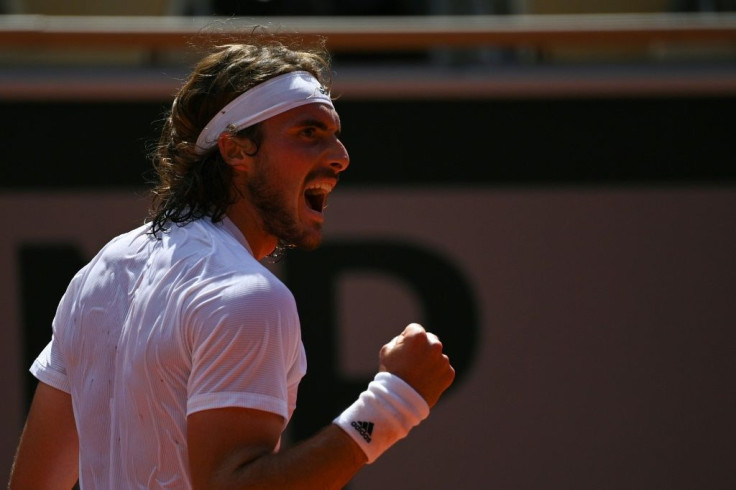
[333,372,430,463]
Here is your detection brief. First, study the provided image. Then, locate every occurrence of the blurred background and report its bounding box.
[1,2,735,489]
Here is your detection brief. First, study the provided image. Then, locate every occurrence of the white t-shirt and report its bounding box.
[31,217,307,489]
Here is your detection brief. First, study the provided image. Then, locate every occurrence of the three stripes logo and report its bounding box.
[350,420,374,443]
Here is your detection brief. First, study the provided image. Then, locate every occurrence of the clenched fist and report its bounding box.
[379,323,455,408]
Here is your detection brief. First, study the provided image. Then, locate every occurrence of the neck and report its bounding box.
[226,205,277,261]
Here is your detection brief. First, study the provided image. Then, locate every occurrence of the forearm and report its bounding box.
[201,372,430,489]
[190,324,454,490]
[206,424,366,490]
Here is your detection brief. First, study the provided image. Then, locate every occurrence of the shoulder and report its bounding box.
[183,265,300,361]
[60,223,153,298]
[190,266,296,325]
[167,221,297,322]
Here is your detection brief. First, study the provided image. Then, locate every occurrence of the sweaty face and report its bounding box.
[244,103,349,251]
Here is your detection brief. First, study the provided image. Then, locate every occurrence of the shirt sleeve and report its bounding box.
[30,339,71,393]
[184,274,304,421]
[28,267,89,394]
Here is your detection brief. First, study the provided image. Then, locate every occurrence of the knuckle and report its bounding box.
[379,343,391,357]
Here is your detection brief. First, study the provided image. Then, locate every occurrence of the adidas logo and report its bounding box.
[350,420,374,443]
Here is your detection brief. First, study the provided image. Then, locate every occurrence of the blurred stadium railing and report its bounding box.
[0,11,735,99]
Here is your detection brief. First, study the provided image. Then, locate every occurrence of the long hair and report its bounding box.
[148,41,332,236]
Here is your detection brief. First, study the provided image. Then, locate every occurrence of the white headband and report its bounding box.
[194,71,333,154]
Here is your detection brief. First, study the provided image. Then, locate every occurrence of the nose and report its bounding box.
[330,139,350,173]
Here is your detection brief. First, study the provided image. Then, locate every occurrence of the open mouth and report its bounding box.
[304,182,333,213]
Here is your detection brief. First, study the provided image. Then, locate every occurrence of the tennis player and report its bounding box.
[9,41,455,489]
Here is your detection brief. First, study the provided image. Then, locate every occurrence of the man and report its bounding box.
[9,41,455,489]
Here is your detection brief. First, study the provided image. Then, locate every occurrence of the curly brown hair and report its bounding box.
[148,41,333,236]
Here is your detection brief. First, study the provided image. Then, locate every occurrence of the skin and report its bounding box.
[186,323,454,489]
[9,383,79,489]
[8,102,455,490]
[222,102,350,261]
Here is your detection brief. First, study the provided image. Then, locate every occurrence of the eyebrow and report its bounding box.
[294,118,342,135]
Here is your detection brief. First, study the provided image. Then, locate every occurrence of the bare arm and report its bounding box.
[187,323,454,489]
[188,408,366,490]
[9,382,79,490]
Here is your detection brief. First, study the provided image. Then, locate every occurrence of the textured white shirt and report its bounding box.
[31,217,307,489]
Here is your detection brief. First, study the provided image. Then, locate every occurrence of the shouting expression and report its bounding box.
[234,102,350,255]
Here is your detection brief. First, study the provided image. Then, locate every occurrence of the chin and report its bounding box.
[297,234,322,251]
[280,227,323,252]
[298,221,324,250]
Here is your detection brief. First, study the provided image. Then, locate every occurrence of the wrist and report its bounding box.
[332,372,430,464]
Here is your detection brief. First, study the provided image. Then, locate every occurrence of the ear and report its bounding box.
[218,133,257,172]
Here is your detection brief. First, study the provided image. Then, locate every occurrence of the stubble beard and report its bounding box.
[246,164,322,253]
